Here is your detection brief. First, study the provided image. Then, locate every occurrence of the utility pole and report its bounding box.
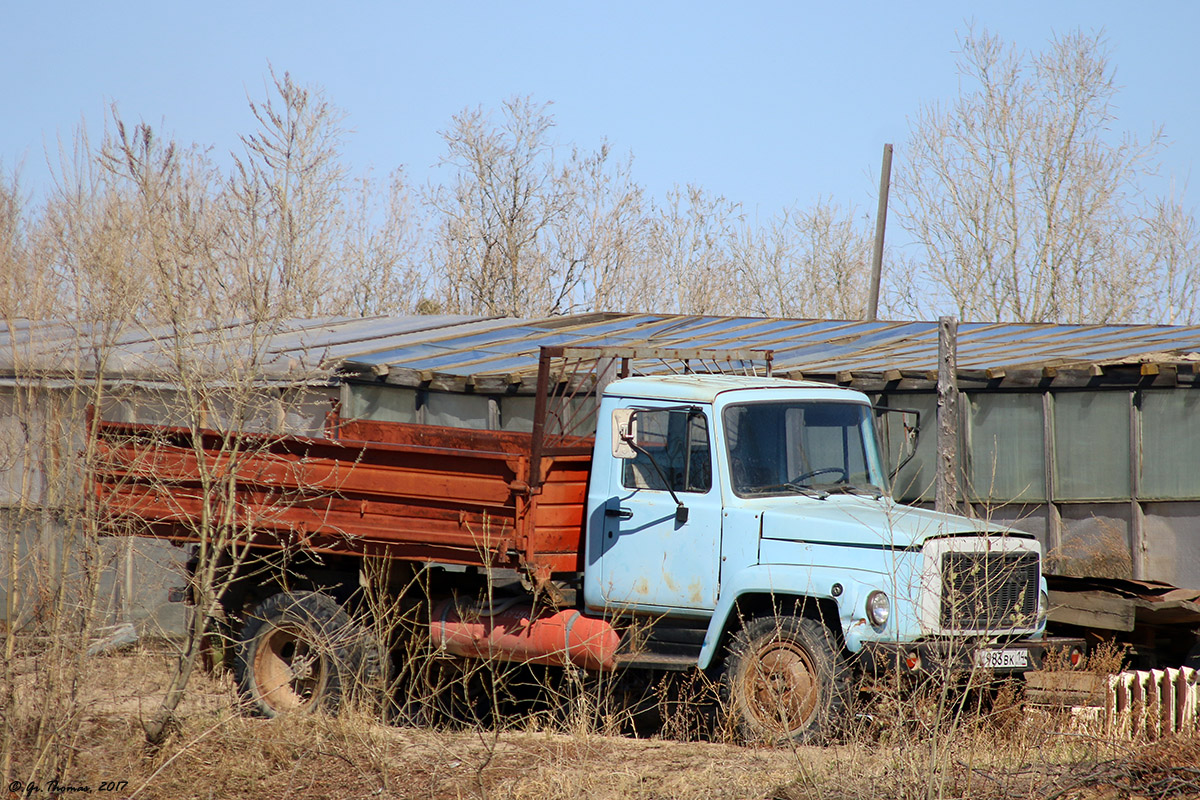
[867,143,893,321]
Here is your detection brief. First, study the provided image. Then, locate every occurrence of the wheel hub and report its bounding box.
[253,623,327,712]
[744,640,819,734]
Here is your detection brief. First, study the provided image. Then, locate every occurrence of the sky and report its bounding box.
[3,2,1199,228]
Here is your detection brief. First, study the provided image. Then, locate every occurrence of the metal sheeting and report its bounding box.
[5,314,1200,385]
[0,316,474,379]
[333,315,1200,387]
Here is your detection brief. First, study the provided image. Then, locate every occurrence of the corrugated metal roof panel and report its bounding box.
[7,313,1200,385]
[320,316,517,361]
[324,314,1200,379]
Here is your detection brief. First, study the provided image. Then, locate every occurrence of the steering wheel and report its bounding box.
[789,467,848,484]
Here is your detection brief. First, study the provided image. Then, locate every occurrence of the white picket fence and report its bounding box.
[1104,667,1200,739]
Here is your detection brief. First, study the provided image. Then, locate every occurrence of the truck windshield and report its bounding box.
[723,401,885,498]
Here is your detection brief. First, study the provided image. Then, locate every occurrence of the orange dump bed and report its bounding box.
[92,416,594,581]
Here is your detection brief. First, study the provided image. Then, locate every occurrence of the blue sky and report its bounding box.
[3,2,1198,221]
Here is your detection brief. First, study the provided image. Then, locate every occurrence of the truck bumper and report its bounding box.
[857,636,1088,676]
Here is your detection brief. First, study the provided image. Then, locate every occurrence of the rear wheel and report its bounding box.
[721,615,849,744]
[235,590,370,717]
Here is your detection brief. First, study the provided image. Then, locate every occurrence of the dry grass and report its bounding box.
[1046,520,1133,580]
[6,647,1200,800]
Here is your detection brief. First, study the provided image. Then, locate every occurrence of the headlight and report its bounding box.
[1038,590,1049,625]
[866,590,890,628]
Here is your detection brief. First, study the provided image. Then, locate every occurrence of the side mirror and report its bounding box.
[873,405,922,480]
[611,408,638,459]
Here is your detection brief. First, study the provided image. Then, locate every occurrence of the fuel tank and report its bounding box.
[430,597,622,671]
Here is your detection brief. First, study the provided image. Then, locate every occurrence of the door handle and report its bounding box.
[605,506,633,520]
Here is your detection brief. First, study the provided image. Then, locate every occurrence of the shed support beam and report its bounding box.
[1131,394,1146,580]
[936,317,961,515]
[1044,394,1062,561]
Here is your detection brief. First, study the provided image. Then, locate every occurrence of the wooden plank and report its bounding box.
[1047,589,1136,631]
[1024,671,1107,706]
[557,346,770,363]
[1130,597,1200,626]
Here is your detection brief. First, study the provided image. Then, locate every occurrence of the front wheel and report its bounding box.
[720,615,849,745]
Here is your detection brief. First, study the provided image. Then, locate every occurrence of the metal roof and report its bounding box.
[5,313,1200,391]
[332,314,1200,392]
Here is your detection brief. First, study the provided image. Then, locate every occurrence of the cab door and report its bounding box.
[598,405,722,611]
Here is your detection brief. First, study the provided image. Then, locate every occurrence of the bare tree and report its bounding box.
[84,112,325,747]
[897,27,1200,324]
[426,98,889,320]
[102,117,227,325]
[0,162,130,785]
[736,199,875,319]
[0,166,34,320]
[551,143,647,314]
[641,185,742,315]
[330,168,427,317]
[227,67,348,319]
[429,96,570,316]
[428,96,646,317]
[0,69,399,766]
[35,126,146,326]
[1142,194,1200,324]
[16,86,913,326]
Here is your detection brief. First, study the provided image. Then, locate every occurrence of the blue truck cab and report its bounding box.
[582,374,1079,742]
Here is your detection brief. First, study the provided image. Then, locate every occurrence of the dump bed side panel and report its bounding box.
[92,417,591,576]
[529,451,591,574]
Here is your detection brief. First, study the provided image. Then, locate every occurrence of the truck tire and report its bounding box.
[235,591,368,718]
[720,615,849,745]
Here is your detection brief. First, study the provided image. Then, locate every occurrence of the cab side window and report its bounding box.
[622,410,711,493]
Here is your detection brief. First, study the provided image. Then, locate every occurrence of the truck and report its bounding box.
[91,347,1083,743]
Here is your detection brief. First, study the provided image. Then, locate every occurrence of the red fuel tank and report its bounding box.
[430,598,622,672]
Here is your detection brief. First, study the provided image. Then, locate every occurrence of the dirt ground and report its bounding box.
[8,648,1200,800]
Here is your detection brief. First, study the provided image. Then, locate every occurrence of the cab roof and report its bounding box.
[602,374,866,404]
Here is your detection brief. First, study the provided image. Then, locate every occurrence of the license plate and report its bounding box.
[973,648,1030,669]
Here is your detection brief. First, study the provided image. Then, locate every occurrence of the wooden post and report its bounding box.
[1130,392,1145,579]
[866,143,893,322]
[1043,393,1063,560]
[936,316,960,515]
[528,346,556,491]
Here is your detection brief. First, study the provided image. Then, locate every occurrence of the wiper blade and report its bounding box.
[822,484,883,498]
[783,483,828,500]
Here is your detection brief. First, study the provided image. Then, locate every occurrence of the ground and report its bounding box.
[6,648,1200,800]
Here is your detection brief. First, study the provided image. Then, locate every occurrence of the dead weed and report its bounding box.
[8,651,1200,800]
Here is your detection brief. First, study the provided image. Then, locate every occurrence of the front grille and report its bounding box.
[940,551,1039,631]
